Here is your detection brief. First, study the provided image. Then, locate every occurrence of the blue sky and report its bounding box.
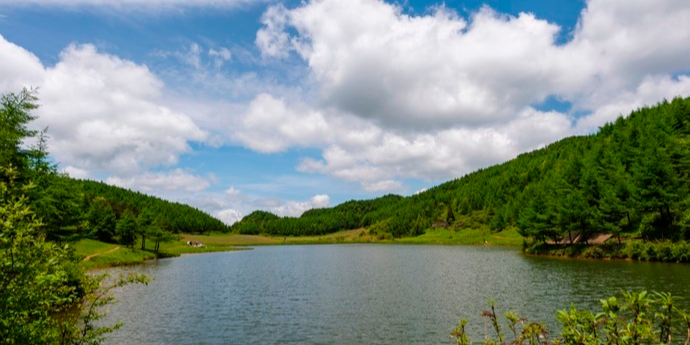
[1,0,690,224]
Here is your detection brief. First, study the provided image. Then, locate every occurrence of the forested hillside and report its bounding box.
[74,179,228,239]
[232,194,403,235]
[234,97,690,243]
[27,173,229,247]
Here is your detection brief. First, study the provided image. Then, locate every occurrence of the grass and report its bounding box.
[182,227,523,247]
[397,227,523,246]
[73,227,524,269]
[141,236,243,255]
[71,239,157,269]
[183,228,388,245]
[72,237,245,269]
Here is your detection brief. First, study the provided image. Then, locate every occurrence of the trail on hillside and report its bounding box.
[82,246,120,262]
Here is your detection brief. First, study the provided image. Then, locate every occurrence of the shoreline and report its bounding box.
[524,241,690,264]
[77,233,690,269]
[75,227,522,269]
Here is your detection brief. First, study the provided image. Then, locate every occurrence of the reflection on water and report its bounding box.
[101,245,690,345]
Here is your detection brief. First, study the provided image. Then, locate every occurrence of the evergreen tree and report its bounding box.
[87,197,117,242]
[117,211,138,249]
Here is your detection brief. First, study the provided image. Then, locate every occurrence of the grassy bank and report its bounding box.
[397,227,522,246]
[525,240,690,263]
[182,227,524,246]
[73,227,523,269]
[72,239,157,269]
[181,229,376,246]
[72,237,245,269]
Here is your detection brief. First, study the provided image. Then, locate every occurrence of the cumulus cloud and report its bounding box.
[106,169,211,193]
[233,93,330,152]
[0,36,44,92]
[0,37,207,176]
[257,1,571,129]
[216,208,243,225]
[62,165,91,179]
[256,4,291,59]
[244,0,690,191]
[257,0,690,128]
[269,194,330,217]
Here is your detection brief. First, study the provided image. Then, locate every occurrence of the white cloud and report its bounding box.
[173,43,233,71]
[577,75,690,132]
[181,43,202,70]
[364,180,404,193]
[233,93,330,152]
[224,187,241,196]
[0,35,44,94]
[216,208,243,225]
[258,1,571,129]
[208,47,232,69]
[256,4,291,59]
[0,38,207,176]
[269,194,330,217]
[106,169,211,193]
[62,165,90,179]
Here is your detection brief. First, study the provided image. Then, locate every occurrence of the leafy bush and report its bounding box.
[582,246,605,259]
[451,291,690,345]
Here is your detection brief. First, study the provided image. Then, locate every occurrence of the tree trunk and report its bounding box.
[141,235,146,250]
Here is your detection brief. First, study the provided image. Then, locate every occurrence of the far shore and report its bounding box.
[73,227,523,269]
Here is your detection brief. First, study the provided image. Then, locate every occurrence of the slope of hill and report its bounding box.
[73,179,229,237]
[233,97,690,243]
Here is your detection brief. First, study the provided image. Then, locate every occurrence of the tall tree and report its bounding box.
[117,211,138,249]
[0,89,37,179]
[87,197,117,242]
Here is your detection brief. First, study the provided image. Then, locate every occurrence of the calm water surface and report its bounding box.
[101,245,690,345]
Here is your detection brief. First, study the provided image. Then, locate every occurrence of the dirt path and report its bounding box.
[82,246,120,262]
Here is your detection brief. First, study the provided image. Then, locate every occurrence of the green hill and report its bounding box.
[28,175,230,245]
[74,179,229,236]
[233,97,690,243]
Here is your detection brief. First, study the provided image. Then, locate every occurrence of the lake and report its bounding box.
[101,245,690,345]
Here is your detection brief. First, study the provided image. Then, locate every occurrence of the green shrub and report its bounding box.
[582,246,605,259]
[451,291,689,345]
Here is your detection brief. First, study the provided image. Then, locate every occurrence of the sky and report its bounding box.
[1,0,690,225]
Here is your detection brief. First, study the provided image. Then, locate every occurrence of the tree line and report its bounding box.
[234,97,690,244]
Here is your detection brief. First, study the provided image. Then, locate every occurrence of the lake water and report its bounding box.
[101,245,690,345]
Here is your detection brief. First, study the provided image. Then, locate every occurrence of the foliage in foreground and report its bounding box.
[0,89,148,344]
[451,291,690,345]
[0,164,148,344]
